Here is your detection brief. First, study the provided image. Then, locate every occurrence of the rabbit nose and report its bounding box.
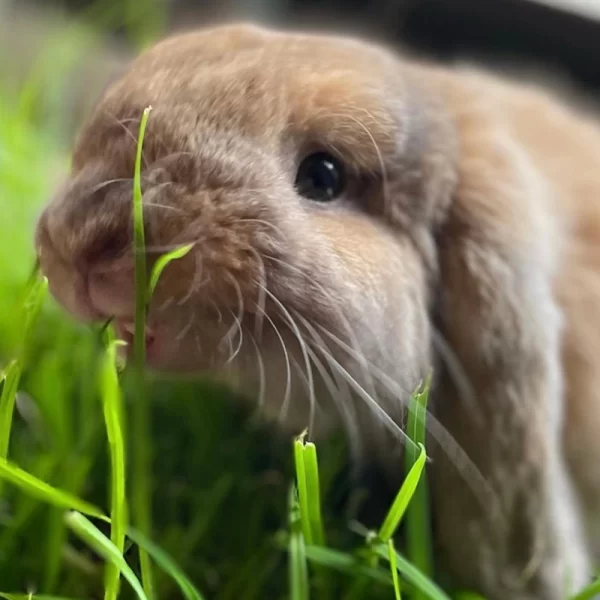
[87,260,138,320]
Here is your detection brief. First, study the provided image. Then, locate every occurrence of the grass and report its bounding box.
[130,104,154,600]
[100,339,128,600]
[1,3,600,600]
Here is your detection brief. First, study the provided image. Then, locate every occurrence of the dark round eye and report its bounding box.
[295,152,345,202]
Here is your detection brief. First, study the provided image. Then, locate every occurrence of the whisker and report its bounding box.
[144,202,186,214]
[301,324,364,463]
[105,113,151,167]
[259,284,317,437]
[225,309,244,365]
[294,313,417,451]
[177,252,202,306]
[219,316,238,360]
[430,326,484,427]
[175,309,195,342]
[245,247,268,343]
[265,254,400,402]
[104,113,177,163]
[259,308,292,422]
[248,332,266,412]
[314,321,494,508]
[289,357,324,429]
[343,111,391,214]
[233,218,288,239]
[216,273,245,364]
[194,331,202,356]
[85,177,131,196]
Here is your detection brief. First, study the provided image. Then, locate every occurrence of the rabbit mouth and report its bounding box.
[111,319,157,358]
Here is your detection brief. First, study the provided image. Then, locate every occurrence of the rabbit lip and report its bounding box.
[113,319,157,356]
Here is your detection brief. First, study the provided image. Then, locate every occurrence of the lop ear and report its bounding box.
[380,67,460,271]
[429,92,591,598]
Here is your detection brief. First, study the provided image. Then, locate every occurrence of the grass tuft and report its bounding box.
[293,430,326,547]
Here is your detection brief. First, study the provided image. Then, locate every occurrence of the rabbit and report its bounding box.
[34,22,600,599]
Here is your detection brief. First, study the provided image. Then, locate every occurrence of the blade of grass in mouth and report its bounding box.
[131,105,155,599]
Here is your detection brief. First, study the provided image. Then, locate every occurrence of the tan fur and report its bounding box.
[34,23,600,599]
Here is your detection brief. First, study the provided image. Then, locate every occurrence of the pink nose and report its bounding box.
[87,262,137,319]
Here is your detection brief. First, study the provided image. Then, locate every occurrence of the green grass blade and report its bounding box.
[293,435,313,545]
[373,544,451,600]
[131,104,155,600]
[100,341,128,600]
[288,487,309,600]
[133,105,151,363]
[303,442,325,547]
[303,545,392,587]
[43,502,68,592]
[0,361,22,460]
[0,455,56,559]
[0,595,82,600]
[289,520,309,600]
[378,442,426,543]
[0,275,48,462]
[125,525,206,600]
[147,244,194,299]
[21,275,48,341]
[404,376,434,586]
[0,457,104,518]
[64,512,148,600]
[389,540,402,600]
[570,579,600,600]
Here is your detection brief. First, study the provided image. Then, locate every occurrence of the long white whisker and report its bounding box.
[233,218,288,239]
[245,247,267,343]
[430,326,484,426]
[343,111,390,214]
[175,310,195,342]
[248,332,266,412]
[106,113,148,163]
[314,321,493,508]
[218,275,245,363]
[144,201,186,214]
[175,251,202,307]
[289,357,323,430]
[86,178,131,196]
[259,285,317,437]
[225,310,244,365]
[294,313,415,450]
[264,254,397,402]
[259,309,292,422]
[300,324,364,463]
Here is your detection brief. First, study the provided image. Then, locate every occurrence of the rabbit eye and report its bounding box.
[295,152,345,202]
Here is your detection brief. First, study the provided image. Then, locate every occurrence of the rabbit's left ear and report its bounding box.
[427,82,591,597]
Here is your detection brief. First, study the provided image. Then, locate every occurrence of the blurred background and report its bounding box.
[2,0,600,598]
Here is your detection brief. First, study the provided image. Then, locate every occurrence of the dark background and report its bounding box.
[11,0,600,92]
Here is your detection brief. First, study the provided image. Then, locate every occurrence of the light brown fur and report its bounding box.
[35,23,600,599]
